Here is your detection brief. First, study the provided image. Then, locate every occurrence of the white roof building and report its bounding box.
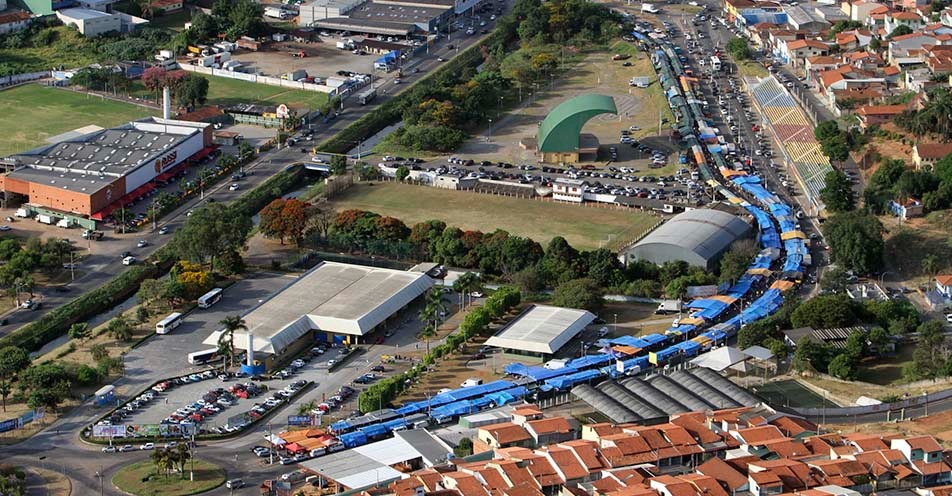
[484,304,595,355]
[203,262,432,355]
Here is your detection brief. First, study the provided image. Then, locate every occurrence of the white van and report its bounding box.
[460,378,483,388]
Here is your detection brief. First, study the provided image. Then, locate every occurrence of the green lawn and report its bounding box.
[737,60,769,79]
[131,73,328,111]
[112,459,225,496]
[0,26,99,78]
[857,345,915,385]
[149,10,192,30]
[0,84,154,156]
[331,182,659,250]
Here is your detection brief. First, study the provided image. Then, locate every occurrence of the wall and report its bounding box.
[122,131,203,193]
[176,63,337,94]
[0,71,49,86]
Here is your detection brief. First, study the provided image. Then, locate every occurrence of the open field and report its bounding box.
[129,73,328,111]
[112,459,224,496]
[857,345,915,386]
[753,380,829,408]
[0,85,153,156]
[0,26,99,79]
[452,41,676,169]
[331,182,659,250]
[737,61,769,79]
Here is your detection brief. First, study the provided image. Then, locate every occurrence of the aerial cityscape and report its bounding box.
[0,0,951,493]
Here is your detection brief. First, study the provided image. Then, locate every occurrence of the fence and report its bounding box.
[176,64,337,95]
[0,408,45,433]
[0,71,50,88]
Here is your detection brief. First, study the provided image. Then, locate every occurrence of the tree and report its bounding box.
[90,344,109,362]
[793,337,834,373]
[868,327,891,354]
[790,294,858,329]
[107,314,133,341]
[0,346,30,411]
[298,400,317,416]
[259,198,310,246]
[172,203,252,268]
[922,254,942,280]
[395,165,411,182]
[173,73,209,109]
[719,239,758,284]
[822,211,884,274]
[137,278,164,305]
[888,24,914,38]
[136,306,151,324]
[418,289,446,355]
[218,315,246,371]
[551,278,603,311]
[454,437,474,457]
[827,353,858,380]
[329,155,347,176]
[453,271,482,309]
[19,362,70,411]
[68,323,91,341]
[726,37,751,60]
[909,320,948,380]
[845,329,868,359]
[820,169,855,212]
[821,265,851,293]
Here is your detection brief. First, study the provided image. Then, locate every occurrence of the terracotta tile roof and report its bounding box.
[0,10,30,24]
[810,458,870,478]
[698,457,749,491]
[734,425,787,444]
[915,143,952,159]
[559,440,605,470]
[650,475,697,496]
[544,446,588,480]
[904,436,944,452]
[857,104,908,116]
[526,417,573,437]
[593,476,626,493]
[915,460,952,476]
[495,460,539,491]
[750,471,783,486]
[770,416,817,437]
[807,55,837,65]
[788,39,830,51]
[819,70,847,87]
[891,32,932,42]
[482,423,531,445]
[895,463,918,479]
[882,66,901,75]
[609,486,661,496]
[444,472,491,496]
[669,416,722,444]
[761,438,811,458]
[678,473,729,496]
[936,274,952,286]
[512,405,543,417]
[890,11,922,20]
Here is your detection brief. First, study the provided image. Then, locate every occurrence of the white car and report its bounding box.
[229,183,240,191]
[140,443,155,450]
[122,256,136,265]
[470,291,485,298]
[137,240,148,248]
[947,313,952,324]
[0,225,11,231]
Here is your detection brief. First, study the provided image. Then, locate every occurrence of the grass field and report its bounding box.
[112,460,224,496]
[857,345,915,385]
[0,26,99,78]
[332,183,659,250]
[130,73,328,111]
[737,61,769,79]
[0,85,153,156]
[753,380,831,408]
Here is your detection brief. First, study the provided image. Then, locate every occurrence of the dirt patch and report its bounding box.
[230,41,376,79]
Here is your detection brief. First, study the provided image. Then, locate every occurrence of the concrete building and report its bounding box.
[0,117,213,227]
[301,0,453,36]
[55,7,120,36]
[912,142,952,170]
[785,4,831,32]
[484,304,596,357]
[552,178,585,202]
[623,208,753,270]
[203,262,433,369]
[0,10,30,34]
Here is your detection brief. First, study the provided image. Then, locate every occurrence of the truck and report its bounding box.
[155,49,174,61]
[641,3,659,13]
[264,6,290,18]
[357,88,376,105]
[282,69,307,81]
[14,208,32,218]
[56,218,72,228]
[336,39,355,50]
[82,229,104,240]
[199,51,231,68]
[236,37,260,51]
[37,214,54,225]
[655,299,683,315]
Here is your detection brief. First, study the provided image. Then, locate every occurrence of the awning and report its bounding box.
[781,230,807,240]
[187,145,218,163]
[118,183,156,207]
[680,317,706,326]
[747,268,773,276]
[156,161,190,182]
[284,442,305,453]
[770,280,796,291]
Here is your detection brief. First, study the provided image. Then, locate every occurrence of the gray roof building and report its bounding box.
[623,209,753,270]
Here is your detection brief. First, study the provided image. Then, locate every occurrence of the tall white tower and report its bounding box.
[162,86,171,120]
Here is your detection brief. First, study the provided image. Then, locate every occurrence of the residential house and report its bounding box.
[888,198,924,220]
[936,275,952,298]
[149,0,183,13]
[786,4,831,32]
[805,55,838,80]
[897,0,930,12]
[524,417,577,446]
[780,39,830,66]
[913,142,952,170]
[891,436,952,486]
[0,10,30,34]
[888,33,942,66]
[907,67,939,91]
[884,11,926,35]
[835,30,872,50]
[841,0,884,22]
[855,104,907,129]
[697,456,751,493]
[943,6,952,27]
[476,422,533,453]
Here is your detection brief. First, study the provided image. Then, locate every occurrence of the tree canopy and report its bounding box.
[822,211,884,274]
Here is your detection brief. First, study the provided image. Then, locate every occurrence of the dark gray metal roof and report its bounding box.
[669,370,742,409]
[648,375,717,412]
[690,368,760,406]
[571,384,640,424]
[619,377,689,415]
[625,209,752,268]
[597,381,666,420]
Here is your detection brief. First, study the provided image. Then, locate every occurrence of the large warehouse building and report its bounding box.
[0,117,214,227]
[623,208,753,270]
[484,304,595,357]
[526,94,617,164]
[203,262,433,369]
[300,0,457,36]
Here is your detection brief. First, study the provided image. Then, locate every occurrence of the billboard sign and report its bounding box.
[93,424,126,438]
[288,415,312,426]
[0,419,17,433]
[127,424,161,437]
[686,285,718,298]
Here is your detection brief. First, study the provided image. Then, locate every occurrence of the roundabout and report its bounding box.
[111,459,226,496]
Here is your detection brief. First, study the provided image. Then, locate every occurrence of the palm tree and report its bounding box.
[418,289,446,355]
[174,444,191,479]
[107,314,133,342]
[218,315,247,370]
[150,448,166,476]
[922,254,941,281]
[298,400,317,416]
[453,272,482,309]
[161,448,176,479]
[419,324,437,356]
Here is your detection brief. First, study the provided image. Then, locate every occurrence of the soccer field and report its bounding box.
[129,74,328,111]
[332,183,659,251]
[0,85,154,156]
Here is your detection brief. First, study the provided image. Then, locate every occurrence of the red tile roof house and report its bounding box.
[477,422,533,453]
[913,142,952,171]
[891,436,952,486]
[855,104,908,129]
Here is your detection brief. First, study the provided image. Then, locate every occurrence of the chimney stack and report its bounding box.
[162,86,171,120]
[246,330,255,367]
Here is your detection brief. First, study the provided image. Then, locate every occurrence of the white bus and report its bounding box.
[156,312,184,334]
[710,56,722,72]
[197,288,224,309]
[188,348,219,365]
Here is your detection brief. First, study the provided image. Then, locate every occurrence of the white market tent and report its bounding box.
[690,346,749,372]
[204,262,433,355]
[485,305,595,354]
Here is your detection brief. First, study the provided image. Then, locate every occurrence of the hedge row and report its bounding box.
[0,264,159,352]
[316,28,509,155]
